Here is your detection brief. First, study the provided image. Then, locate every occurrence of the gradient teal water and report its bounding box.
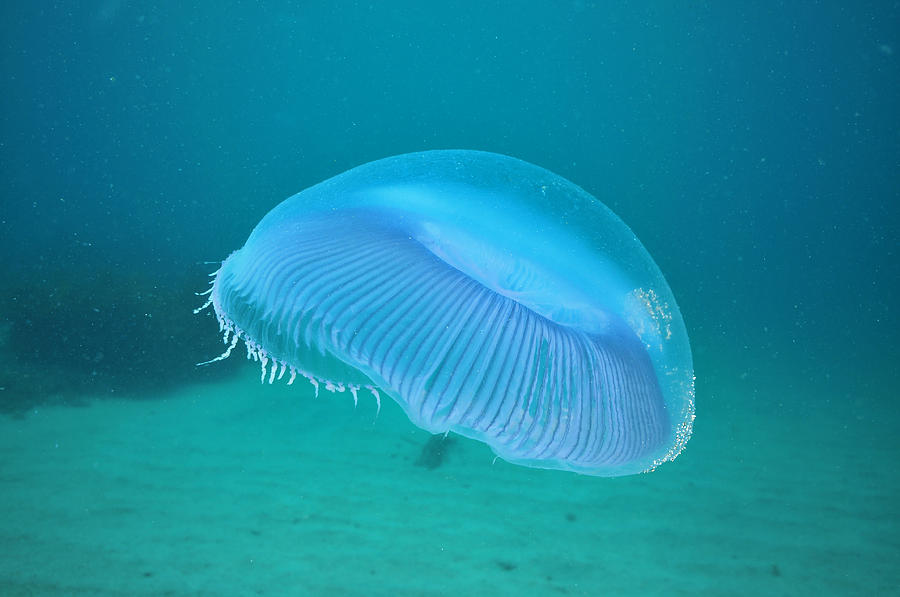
[1,2,896,595]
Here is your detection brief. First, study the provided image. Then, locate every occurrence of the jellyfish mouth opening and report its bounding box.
[193,267,383,415]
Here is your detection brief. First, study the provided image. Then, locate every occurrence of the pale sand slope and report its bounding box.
[0,365,896,596]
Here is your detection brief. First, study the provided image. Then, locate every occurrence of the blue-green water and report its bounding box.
[1,2,897,596]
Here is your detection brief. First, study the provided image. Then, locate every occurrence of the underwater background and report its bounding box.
[1,1,897,596]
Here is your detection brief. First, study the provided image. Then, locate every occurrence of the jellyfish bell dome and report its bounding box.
[199,150,695,477]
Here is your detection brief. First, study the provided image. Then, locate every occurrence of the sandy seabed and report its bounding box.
[0,363,897,597]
